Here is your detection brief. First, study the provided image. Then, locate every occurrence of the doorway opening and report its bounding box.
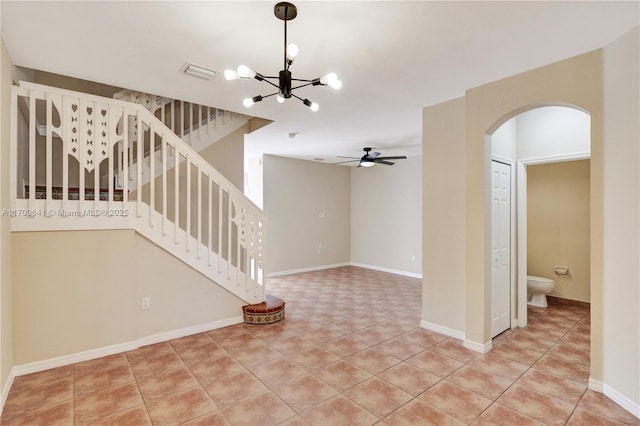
[489,106,591,336]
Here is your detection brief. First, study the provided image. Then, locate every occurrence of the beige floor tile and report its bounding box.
[249,357,306,386]
[219,390,296,425]
[397,328,447,348]
[77,405,152,426]
[466,353,529,381]
[516,368,586,405]
[472,402,545,425]
[344,377,413,418]
[182,410,231,426]
[203,370,268,406]
[312,360,372,392]
[377,362,441,396]
[74,382,143,421]
[345,348,401,374]
[417,381,492,423]
[74,363,135,395]
[9,365,74,392]
[446,365,513,400]
[146,387,217,425]
[136,366,199,400]
[189,354,246,384]
[3,377,73,415]
[384,399,464,425]
[288,346,340,371]
[173,340,228,364]
[490,341,543,366]
[0,401,74,426]
[406,350,464,378]
[566,408,631,426]
[576,390,640,425]
[429,339,481,363]
[273,374,339,413]
[322,335,369,357]
[373,337,424,360]
[497,384,575,425]
[300,395,379,426]
[533,354,590,384]
[129,350,185,376]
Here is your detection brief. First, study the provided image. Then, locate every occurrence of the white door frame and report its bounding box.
[515,152,591,328]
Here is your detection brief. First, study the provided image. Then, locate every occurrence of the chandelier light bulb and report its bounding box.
[224,69,240,80]
[242,97,255,108]
[237,65,256,79]
[277,93,286,103]
[329,79,342,90]
[286,43,299,61]
[320,72,338,85]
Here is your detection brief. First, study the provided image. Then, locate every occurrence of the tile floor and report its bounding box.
[2,266,639,425]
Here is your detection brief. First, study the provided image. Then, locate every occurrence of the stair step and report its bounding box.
[242,295,285,325]
[25,185,124,201]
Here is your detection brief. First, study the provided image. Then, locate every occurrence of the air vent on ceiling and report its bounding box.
[180,62,217,80]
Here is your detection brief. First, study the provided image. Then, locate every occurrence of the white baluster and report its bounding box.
[197,165,202,259]
[174,147,179,244]
[162,135,167,236]
[186,156,191,252]
[136,112,142,217]
[208,173,213,266]
[149,127,155,228]
[46,93,53,209]
[28,93,36,208]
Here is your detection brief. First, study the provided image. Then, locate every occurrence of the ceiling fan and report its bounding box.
[333,147,407,168]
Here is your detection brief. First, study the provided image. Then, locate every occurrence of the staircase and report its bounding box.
[111,89,251,190]
[9,81,267,305]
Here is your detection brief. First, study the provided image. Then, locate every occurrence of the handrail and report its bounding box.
[10,81,267,304]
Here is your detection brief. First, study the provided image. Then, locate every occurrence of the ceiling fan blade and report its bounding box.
[376,155,407,160]
[368,151,381,159]
[375,160,395,166]
[332,159,360,165]
[336,156,360,159]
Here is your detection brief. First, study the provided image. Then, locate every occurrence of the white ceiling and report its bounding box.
[2,1,638,164]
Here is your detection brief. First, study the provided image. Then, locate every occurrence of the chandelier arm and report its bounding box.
[260,91,279,99]
[290,78,313,82]
[259,79,282,91]
[290,82,314,91]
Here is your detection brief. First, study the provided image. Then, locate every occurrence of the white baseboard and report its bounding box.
[420,320,465,340]
[1,371,15,414]
[588,377,604,392]
[268,262,422,279]
[267,263,351,277]
[589,377,640,419]
[463,338,493,354]
[2,315,243,414]
[350,262,422,279]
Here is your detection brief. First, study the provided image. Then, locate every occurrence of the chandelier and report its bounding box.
[224,2,342,112]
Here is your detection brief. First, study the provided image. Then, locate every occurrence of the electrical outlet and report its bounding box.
[141,297,151,310]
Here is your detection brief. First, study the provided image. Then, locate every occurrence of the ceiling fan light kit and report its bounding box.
[334,147,408,168]
[224,2,342,112]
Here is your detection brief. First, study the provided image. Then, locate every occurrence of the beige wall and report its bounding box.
[351,156,422,275]
[263,155,350,274]
[422,97,466,334]
[423,26,640,410]
[12,230,245,364]
[0,36,14,397]
[601,26,639,407]
[527,160,590,302]
[199,124,246,191]
[464,49,603,352]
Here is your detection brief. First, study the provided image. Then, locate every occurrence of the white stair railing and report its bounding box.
[10,82,267,305]
[111,90,250,190]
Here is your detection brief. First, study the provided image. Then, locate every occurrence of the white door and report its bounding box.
[491,160,511,338]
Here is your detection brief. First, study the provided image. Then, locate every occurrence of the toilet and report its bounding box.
[527,275,556,308]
